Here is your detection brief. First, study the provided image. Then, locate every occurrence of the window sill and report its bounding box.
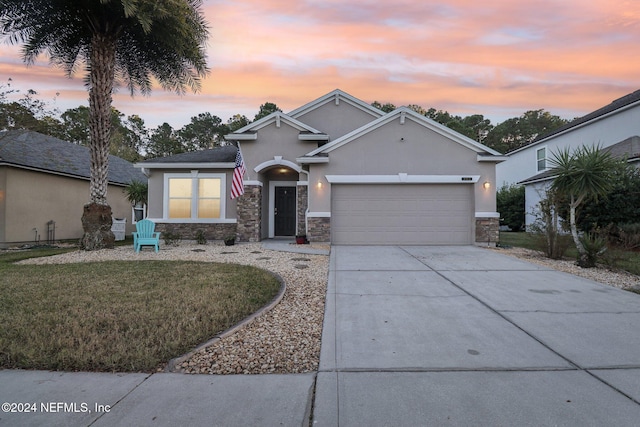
[150,218,237,224]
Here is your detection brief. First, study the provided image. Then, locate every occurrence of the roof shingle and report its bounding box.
[139,145,237,164]
[0,130,147,185]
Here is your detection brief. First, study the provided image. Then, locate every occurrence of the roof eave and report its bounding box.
[509,97,640,156]
[1,161,136,186]
[296,156,330,164]
[477,155,509,163]
[224,133,257,141]
[298,134,329,141]
[134,162,235,169]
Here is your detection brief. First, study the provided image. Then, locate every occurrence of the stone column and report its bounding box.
[475,217,499,246]
[308,216,330,242]
[236,185,262,242]
[296,184,308,235]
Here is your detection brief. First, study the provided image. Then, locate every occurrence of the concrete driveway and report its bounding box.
[314,245,640,426]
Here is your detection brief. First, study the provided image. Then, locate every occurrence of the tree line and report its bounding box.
[1,80,570,162]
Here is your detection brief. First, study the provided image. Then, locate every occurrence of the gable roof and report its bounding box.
[510,89,640,156]
[288,89,385,120]
[0,130,146,185]
[300,106,505,160]
[225,112,328,141]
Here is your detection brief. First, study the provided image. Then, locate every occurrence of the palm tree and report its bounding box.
[548,145,619,267]
[1,0,209,249]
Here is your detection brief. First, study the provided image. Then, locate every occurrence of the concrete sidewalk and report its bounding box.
[314,245,640,426]
[2,245,640,426]
[0,370,314,426]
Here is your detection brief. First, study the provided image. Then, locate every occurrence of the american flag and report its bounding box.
[230,146,246,199]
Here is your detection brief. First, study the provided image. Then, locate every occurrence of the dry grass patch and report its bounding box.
[0,259,280,372]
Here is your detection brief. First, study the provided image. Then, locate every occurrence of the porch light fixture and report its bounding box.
[317,181,323,189]
[483,181,491,190]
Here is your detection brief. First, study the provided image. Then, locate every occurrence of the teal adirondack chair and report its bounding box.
[132,219,161,253]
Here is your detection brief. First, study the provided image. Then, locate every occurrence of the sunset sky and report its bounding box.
[1,0,639,129]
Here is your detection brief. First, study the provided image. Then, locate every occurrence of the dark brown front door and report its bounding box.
[274,186,296,236]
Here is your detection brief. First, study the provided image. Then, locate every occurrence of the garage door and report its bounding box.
[331,184,473,245]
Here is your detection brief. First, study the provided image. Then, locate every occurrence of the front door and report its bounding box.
[274,186,296,236]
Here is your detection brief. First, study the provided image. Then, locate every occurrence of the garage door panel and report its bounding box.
[332,184,473,245]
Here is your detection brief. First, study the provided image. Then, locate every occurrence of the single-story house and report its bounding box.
[495,89,640,227]
[0,130,147,247]
[137,90,506,245]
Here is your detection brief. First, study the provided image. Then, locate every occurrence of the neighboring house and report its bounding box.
[0,130,147,247]
[495,89,640,227]
[137,89,506,245]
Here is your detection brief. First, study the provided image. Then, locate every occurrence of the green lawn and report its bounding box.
[0,248,281,372]
[499,232,640,277]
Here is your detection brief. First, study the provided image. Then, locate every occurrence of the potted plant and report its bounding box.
[295,234,308,244]
[224,235,236,246]
[124,180,148,222]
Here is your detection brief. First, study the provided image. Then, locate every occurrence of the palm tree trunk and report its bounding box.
[80,33,117,250]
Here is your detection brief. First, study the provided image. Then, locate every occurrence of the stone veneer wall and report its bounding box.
[475,217,499,246]
[155,223,236,240]
[236,185,262,242]
[296,185,308,236]
[308,216,330,242]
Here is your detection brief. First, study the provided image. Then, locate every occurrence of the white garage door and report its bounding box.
[331,184,473,245]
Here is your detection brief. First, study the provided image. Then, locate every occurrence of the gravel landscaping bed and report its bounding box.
[18,242,329,375]
[488,246,640,290]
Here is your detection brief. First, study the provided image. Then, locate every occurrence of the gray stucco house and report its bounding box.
[136,90,506,245]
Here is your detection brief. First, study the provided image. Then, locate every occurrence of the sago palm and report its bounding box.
[0,0,209,249]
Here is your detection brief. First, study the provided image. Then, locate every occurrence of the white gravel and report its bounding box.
[487,246,640,290]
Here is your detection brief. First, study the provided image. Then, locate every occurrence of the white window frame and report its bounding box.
[162,171,228,222]
[536,146,547,172]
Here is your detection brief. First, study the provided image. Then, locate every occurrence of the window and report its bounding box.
[536,147,547,172]
[165,173,225,220]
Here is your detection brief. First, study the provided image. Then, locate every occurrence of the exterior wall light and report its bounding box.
[483,181,491,190]
[317,181,323,189]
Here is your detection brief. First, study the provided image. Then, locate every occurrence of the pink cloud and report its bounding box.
[1,0,638,128]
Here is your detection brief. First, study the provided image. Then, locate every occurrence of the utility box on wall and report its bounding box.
[111,218,127,241]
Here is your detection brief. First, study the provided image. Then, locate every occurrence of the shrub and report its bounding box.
[195,229,207,245]
[528,188,570,259]
[578,231,607,268]
[497,184,525,231]
[163,229,182,246]
[574,166,640,233]
[616,223,640,250]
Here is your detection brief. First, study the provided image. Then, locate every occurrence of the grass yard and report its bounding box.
[0,249,281,372]
[499,232,640,277]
